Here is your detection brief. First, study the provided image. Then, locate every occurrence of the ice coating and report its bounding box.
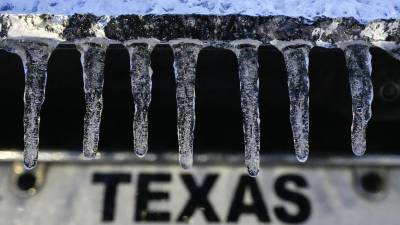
[171,42,202,169]
[126,42,154,157]
[77,43,107,158]
[343,44,373,156]
[232,43,261,177]
[8,41,54,169]
[282,45,310,162]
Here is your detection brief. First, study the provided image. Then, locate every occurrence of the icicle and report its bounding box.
[282,45,310,162]
[76,43,107,159]
[343,44,373,156]
[9,41,55,169]
[126,42,154,157]
[232,43,261,177]
[171,41,202,169]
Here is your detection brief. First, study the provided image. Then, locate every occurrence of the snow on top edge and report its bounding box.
[0,0,399,23]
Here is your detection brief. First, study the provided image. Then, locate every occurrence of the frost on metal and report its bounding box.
[0,14,398,175]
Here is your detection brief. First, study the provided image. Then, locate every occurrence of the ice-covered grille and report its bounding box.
[0,14,399,176]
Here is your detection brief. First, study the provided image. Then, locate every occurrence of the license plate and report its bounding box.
[0,162,398,225]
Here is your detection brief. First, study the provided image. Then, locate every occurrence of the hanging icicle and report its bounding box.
[343,44,373,156]
[171,41,203,169]
[126,41,156,157]
[231,41,261,177]
[6,40,56,169]
[282,45,311,162]
[76,42,107,159]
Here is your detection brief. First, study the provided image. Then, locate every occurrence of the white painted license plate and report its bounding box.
[0,163,399,225]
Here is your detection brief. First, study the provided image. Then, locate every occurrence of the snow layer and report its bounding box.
[0,0,399,22]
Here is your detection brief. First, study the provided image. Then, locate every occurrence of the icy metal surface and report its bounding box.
[0,14,397,42]
[0,14,397,58]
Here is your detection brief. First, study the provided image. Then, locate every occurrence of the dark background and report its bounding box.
[0,44,399,156]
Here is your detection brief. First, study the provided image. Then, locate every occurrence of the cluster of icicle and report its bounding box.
[5,38,373,177]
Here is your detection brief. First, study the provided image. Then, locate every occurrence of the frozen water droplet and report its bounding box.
[179,152,193,170]
[344,44,373,156]
[127,43,154,157]
[24,155,37,170]
[9,41,54,170]
[77,43,107,159]
[171,42,202,170]
[233,43,260,177]
[282,46,310,163]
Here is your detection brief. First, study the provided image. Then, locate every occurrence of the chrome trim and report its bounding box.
[0,150,398,166]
